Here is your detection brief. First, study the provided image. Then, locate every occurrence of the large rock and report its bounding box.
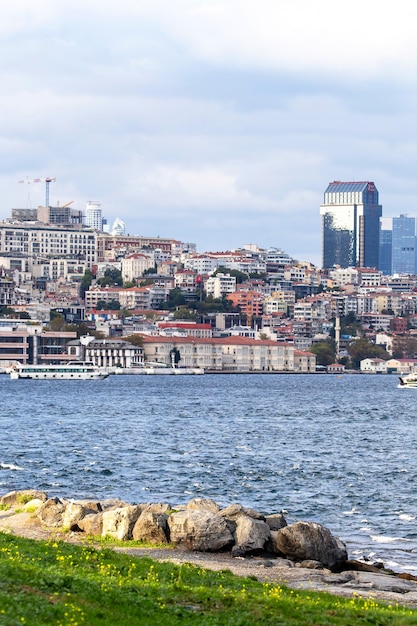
[0,490,47,507]
[220,503,265,521]
[77,512,104,536]
[168,510,234,552]
[234,516,271,554]
[36,497,67,527]
[187,498,220,513]
[102,505,143,541]
[62,502,98,530]
[132,511,169,544]
[265,513,287,531]
[275,522,347,570]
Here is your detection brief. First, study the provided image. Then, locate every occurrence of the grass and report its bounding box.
[0,532,416,625]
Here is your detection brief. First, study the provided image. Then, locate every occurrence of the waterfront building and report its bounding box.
[320,181,382,269]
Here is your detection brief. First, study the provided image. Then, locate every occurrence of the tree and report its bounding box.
[98,268,123,287]
[347,339,390,369]
[80,269,93,298]
[49,314,66,331]
[173,307,197,321]
[309,340,336,366]
[163,288,186,309]
[169,347,181,366]
[96,299,121,310]
[213,266,248,284]
[122,334,144,347]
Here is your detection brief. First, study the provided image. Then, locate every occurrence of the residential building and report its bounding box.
[205,273,236,299]
[0,222,98,267]
[320,181,382,269]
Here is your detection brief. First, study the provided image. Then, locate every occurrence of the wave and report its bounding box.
[0,463,24,471]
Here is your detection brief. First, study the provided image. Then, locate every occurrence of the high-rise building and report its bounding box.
[379,218,393,276]
[85,201,102,231]
[392,214,416,275]
[320,181,382,269]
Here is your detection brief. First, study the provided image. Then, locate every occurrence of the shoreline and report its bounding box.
[1,491,417,607]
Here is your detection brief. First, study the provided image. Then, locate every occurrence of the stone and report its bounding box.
[275,521,347,570]
[62,502,98,530]
[168,510,234,552]
[187,498,220,513]
[77,512,104,536]
[220,503,265,522]
[102,505,143,541]
[36,498,67,528]
[234,516,271,554]
[265,530,286,556]
[132,511,169,544]
[0,490,48,507]
[265,513,287,531]
[141,502,172,514]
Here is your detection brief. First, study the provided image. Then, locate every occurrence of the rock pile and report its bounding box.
[0,490,347,572]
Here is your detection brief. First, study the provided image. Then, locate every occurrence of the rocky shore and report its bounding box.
[1,489,417,608]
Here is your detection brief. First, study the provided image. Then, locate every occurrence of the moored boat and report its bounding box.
[9,362,110,380]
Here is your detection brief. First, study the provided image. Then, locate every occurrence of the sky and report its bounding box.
[2,1,417,267]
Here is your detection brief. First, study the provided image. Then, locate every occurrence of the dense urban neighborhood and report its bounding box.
[2,185,417,375]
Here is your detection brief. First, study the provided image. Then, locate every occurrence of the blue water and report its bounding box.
[1,373,416,573]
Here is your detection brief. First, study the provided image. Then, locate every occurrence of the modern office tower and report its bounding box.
[379,218,393,275]
[392,214,416,275]
[85,201,102,230]
[320,181,382,269]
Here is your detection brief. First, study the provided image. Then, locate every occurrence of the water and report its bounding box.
[1,373,416,573]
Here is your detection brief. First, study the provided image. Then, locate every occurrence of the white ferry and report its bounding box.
[398,373,417,388]
[9,361,110,380]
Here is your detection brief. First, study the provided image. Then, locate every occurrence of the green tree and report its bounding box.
[49,314,66,331]
[173,307,198,321]
[96,299,121,310]
[348,339,390,369]
[169,347,181,365]
[98,268,123,287]
[122,334,144,347]
[213,267,248,284]
[163,288,186,309]
[80,269,93,298]
[309,339,336,366]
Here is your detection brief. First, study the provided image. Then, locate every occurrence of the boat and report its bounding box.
[9,361,110,380]
[398,373,417,388]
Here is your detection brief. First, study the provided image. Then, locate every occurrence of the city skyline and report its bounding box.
[2,2,417,267]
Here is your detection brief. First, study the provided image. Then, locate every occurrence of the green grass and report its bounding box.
[0,532,416,625]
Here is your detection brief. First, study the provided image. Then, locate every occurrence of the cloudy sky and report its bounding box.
[2,1,417,266]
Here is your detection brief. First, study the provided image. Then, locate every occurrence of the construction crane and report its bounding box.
[18,177,56,207]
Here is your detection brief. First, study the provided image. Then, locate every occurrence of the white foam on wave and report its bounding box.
[342,508,358,516]
[371,535,402,543]
[399,513,416,521]
[0,462,23,471]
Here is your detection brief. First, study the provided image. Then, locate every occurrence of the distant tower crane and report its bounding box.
[18,177,56,207]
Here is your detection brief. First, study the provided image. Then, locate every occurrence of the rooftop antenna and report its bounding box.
[18,176,56,207]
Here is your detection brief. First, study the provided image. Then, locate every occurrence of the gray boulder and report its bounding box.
[265,513,287,530]
[168,509,234,552]
[36,497,67,527]
[220,503,265,521]
[187,498,220,513]
[234,516,271,554]
[77,512,104,536]
[275,521,347,570]
[0,490,48,507]
[132,511,169,544]
[62,502,98,530]
[102,505,143,541]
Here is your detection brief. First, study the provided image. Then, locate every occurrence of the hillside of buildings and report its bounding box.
[2,187,417,374]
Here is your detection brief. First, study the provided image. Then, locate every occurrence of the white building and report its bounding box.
[85,201,102,231]
[205,273,236,299]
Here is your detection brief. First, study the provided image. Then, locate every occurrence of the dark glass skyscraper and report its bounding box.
[392,215,416,275]
[320,181,382,269]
